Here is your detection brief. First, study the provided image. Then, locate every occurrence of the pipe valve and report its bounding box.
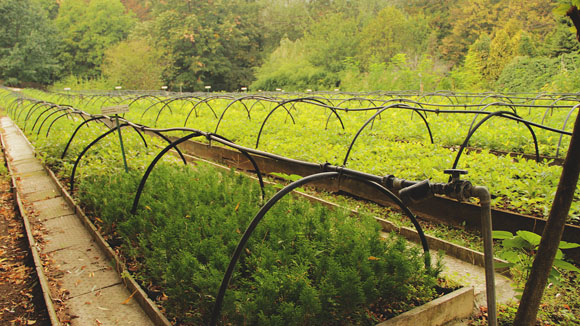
[443,169,471,201]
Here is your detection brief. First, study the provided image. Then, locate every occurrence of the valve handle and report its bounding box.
[444,169,468,182]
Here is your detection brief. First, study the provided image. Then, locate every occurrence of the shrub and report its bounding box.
[79,163,439,325]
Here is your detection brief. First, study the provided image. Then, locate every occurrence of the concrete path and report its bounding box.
[440,253,516,308]
[1,117,155,326]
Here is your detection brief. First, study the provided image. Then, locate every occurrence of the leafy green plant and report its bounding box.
[5,88,580,225]
[492,230,580,286]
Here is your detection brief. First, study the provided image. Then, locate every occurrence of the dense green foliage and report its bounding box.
[1,0,579,92]
[55,0,137,77]
[0,0,61,86]
[101,39,168,89]
[4,100,440,325]
[80,165,438,325]
[10,89,580,225]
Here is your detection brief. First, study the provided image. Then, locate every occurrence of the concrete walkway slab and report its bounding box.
[48,242,114,274]
[440,253,516,308]
[41,214,96,252]
[1,117,157,326]
[29,197,75,222]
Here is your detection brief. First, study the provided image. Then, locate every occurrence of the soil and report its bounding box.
[0,163,50,325]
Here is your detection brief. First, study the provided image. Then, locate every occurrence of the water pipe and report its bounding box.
[398,169,497,326]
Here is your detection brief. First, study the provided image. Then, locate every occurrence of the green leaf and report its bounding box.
[500,250,521,264]
[553,259,580,273]
[270,172,303,182]
[494,261,513,269]
[502,237,529,250]
[559,241,580,249]
[492,230,513,239]
[554,3,571,16]
[516,230,541,247]
[548,268,562,284]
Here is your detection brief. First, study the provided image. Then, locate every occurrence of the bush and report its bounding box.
[495,56,559,93]
[102,39,169,90]
[50,75,114,91]
[78,163,439,325]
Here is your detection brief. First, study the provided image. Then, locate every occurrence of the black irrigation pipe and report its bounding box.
[210,133,266,200]
[153,97,202,126]
[126,94,164,108]
[183,97,219,126]
[15,95,572,170]
[34,106,72,136]
[140,96,187,120]
[333,105,574,137]
[61,116,110,159]
[9,94,577,149]
[22,102,53,129]
[69,124,126,193]
[45,111,74,138]
[28,104,63,132]
[335,97,379,108]
[343,104,434,167]
[209,171,430,326]
[452,111,540,170]
[130,131,267,214]
[213,97,254,134]
[130,132,202,214]
[244,98,577,131]
[255,97,345,149]
[467,102,518,134]
[61,114,149,160]
[11,99,41,120]
[46,107,267,206]
[149,130,188,165]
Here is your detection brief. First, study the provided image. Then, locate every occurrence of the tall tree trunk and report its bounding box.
[513,89,580,324]
[568,6,580,42]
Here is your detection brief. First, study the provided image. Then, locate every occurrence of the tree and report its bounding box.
[136,0,264,91]
[56,0,137,77]
[440,0,498,64]
[395,0,456,45]
[0,0,61,85]
[358,6,406,66]
[486,21,521,81]
[358,6,433,68]
[303,13,360,74]
[121,0,151,20]
[450,34,491,91]
[544,17,580,57]
[251,38,332,91]
[513,2,580,325]
[495,56,559,92]
[33,0,60,19]
[102,39,168,90]
[440,0,555,64]
[257,0,313,52]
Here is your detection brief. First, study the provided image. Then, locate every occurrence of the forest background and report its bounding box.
[0,0,579,93]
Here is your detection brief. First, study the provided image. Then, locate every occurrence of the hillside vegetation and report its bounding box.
[0,0,579,92]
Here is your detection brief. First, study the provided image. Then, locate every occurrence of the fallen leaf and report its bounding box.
[122,290,138,305]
